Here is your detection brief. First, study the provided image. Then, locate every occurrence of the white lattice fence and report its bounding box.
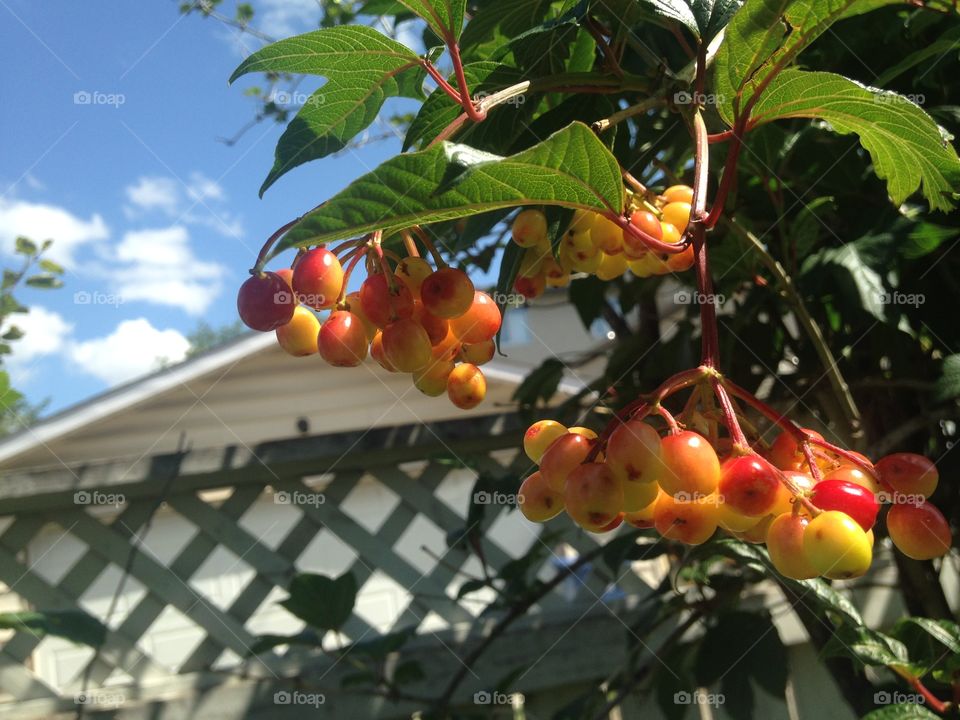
[0,413,664,719]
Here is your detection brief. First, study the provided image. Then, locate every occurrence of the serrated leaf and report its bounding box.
[713,0,904,123]
[278,122,625,254]
[638,0,743,42]
[0,610,106,647]
[397,0,465,40]
[229,26,424,195]
[747,70,960,211]
[279,572,357,632]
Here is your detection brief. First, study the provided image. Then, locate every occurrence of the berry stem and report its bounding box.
[330,238,363,258]
[412,226,447,267]
[610,212,691,254]
[721,379,806,439]
[337,249,366,304]
[800,441,824,483]
[401,230,421,258]
[805,435,880,480]
[711,377,750,451]
[253,216,302,272]
[654,405,681,434]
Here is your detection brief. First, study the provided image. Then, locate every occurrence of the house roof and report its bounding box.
[0,313,595,472]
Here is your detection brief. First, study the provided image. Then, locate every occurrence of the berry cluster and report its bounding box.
[236,236,502,410]
[509,184,696,298]
[518,395,950,580]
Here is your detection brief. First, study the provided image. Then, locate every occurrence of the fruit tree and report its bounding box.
[229,1,960,717]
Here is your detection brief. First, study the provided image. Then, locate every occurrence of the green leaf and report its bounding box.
[38,259,65,274]
[279,122,625,254]
[0,610,106,647]
[874,24,960,87]
[695,611,787,719]
[934,354,960,402]
[747,70,960,211]
[903,222,958,259]
[637,0,743,43]
[896,617,960,652]
[14,236,37,256]
[821,625,908,668]
[713,0,904,123]
[396,0,465,40]
[511,358,565,408]
[345,627,415,658]
[279,572,357,632]
[1,326,23,341]
[459,0,553,49]
[569,275,607,329]
[801,234,889,321]
[229,26,424,195]
[247,630,324,656]
[457,578,489,599]
[25,275,64,289]
[860,704,941,719]
[494,240,524,353]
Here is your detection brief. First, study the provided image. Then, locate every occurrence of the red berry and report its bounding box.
[291,247,343,310]
[718,455,781,517]
[810,479,879,531]
[318,311,368,367]
[237,271,296,331]
[450,291,502,344]
[876,453,938,498]
[420,267,475,319]
[360,273,415,328]
[887,500,951,560]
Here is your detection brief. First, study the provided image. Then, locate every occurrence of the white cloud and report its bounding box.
[125,176,180,214]
[257,0,321,38]
[69,318,190,385]
[110,226,226,315]
[0,198,109,268]
[122,174,241,238]
[3,306,74,383]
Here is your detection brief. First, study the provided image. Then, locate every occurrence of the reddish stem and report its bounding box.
[907,675,951,715]
[655,405,681,434]
[610,212,690,254]
[800,441,824,483]
[705,114,748,229]
[806,436,880,479]
[446,37,486,122]
[420,59,464,105]
[337,249,366,304]
[721,379,806,439]
[711,378,750,450]
[331,238,362,258]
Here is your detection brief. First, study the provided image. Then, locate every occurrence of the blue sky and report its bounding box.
[2,1,428,414]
